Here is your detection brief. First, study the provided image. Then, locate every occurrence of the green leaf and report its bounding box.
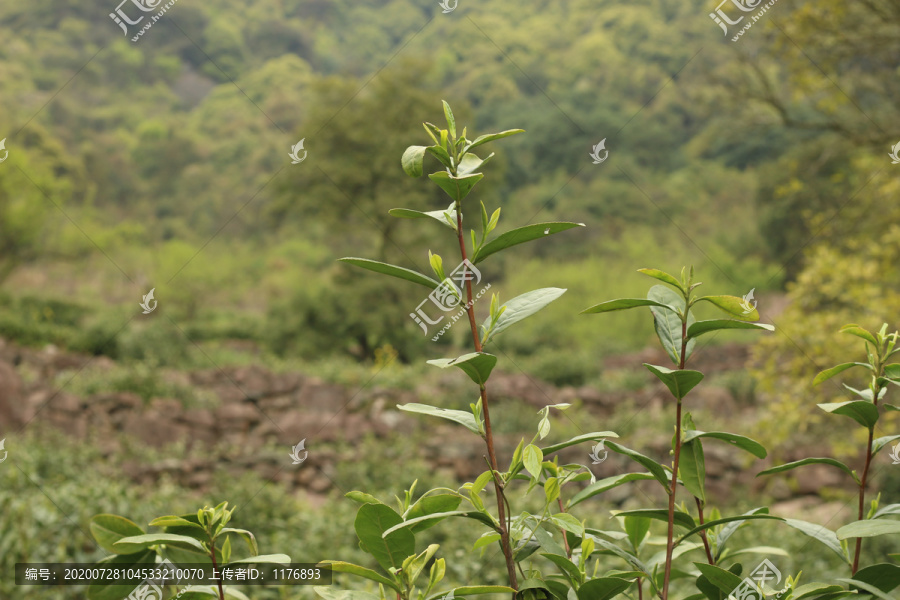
[581,298,674,315]
[426,144,453,169]
[113,533,206,554]
[715,507,770,553]
[841,324,878,346]
[404,494,462,533]
[623,516,651,551]
[817,401,880,429]
[457,152,494,177]
[835,579,895,600]
[757,457,857,481]
[401,145,427,177]
[577,577,633,600]
[814,362,872,385]
[693,295,759,321]
[551,513,585,537]
[683,430,767,459]
[851,563,900,594]
[783,519,849,563]
[425,587,517,600]
[85,551,155,600]
[675,514,784,548]
[224,554,291,566]
[693,563,743,594]
[648,285,695,366]
[397,403,482,435]
[345,491,384,506]
[90,515,146,555]
[428,171,484,202]
[354,504,415,572]
[542,553,583,585]
[442,100,456,138]
[481,288,567,344]
[148,515,204,530]
[463,129,525,153]
[220,528,258,557]
[382,511,498,536]
[603,441,670,488]
[837,519,900,540]
[644,364,704,400]
[338,258,439,290]
[541,431,619,456]
[473,532,501,551]
[616,509,696,530]
[524,444,544,478]
[473,222,584,264]
[637,268,684,292]
[679,437,706,503]
[317,561,400,591]
[570,473,658,507]
[389,206,458,230]
[426,352,497,385]
[544,477,560,504]
[313,588,382,600]
[686,319,774,339]
[791,583,848,599]
[873,435,900,456]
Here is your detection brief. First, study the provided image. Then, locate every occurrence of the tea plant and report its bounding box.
[86,502,290,600]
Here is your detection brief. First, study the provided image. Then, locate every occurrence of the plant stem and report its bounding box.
[455,204,518,593]
[695,497,714,564]
[209,545,225,600]
[662,318,689,600]
[852,426,874,574]
[637,577,643,600]
[557,497,572,559]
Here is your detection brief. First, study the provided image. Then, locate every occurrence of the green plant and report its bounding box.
[759,323,900,578]
[329,101,618,599]
[86,502,290,600]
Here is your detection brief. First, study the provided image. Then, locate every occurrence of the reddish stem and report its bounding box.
[209,545,225,600]
[662,318,688,600]
[852,426,874,574]
[695,496,714,564]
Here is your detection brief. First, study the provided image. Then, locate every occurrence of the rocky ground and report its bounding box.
[0,336,854,522]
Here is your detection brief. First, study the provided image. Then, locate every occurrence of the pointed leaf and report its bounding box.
[442,100,456,138]
[841,324,878,346]
[389,207,458,230]
[225,554,291,566]
[675,514,783,548]
[715,507,770,555]
[644,364,704,400]
[693,563,743,594]
[457,151,494,177]
[428,171,484,202]
[482,288,567,344]
[818,401,880,428]
[401,145,427,177]
[581,298,673,315]
[603,441,670,488]
[339,258,439,290]
[404,494,462,533]
[317,561,400,591]
[90,515,146,555]
[354,504,415,572]
[397,403,482,435]
[425,587,516,600]
[835,579,895,600]
[683,431,767,458]
[426,352,497,385]
[473,222,584,264]
[463,129,525,152]
[382,511,498,536]
[576,577,633,600]
[113,533,206,554]
[758,458,856,481]
[637,268,684,291]
[873,435,900,456]
[679,437,706,503]
[814,362,872,385]
[541,431,619,456]
[693,295,760,321]
[570,473,658,507]
[616,509,696,530]
[220,528,258,557]
[648,285,694,365]
[783,519,849,563]
[850,563,900,594]
[687,319,774,339]
[837,520,900,540]
[426,145,453,169]
[524,444,544,478]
